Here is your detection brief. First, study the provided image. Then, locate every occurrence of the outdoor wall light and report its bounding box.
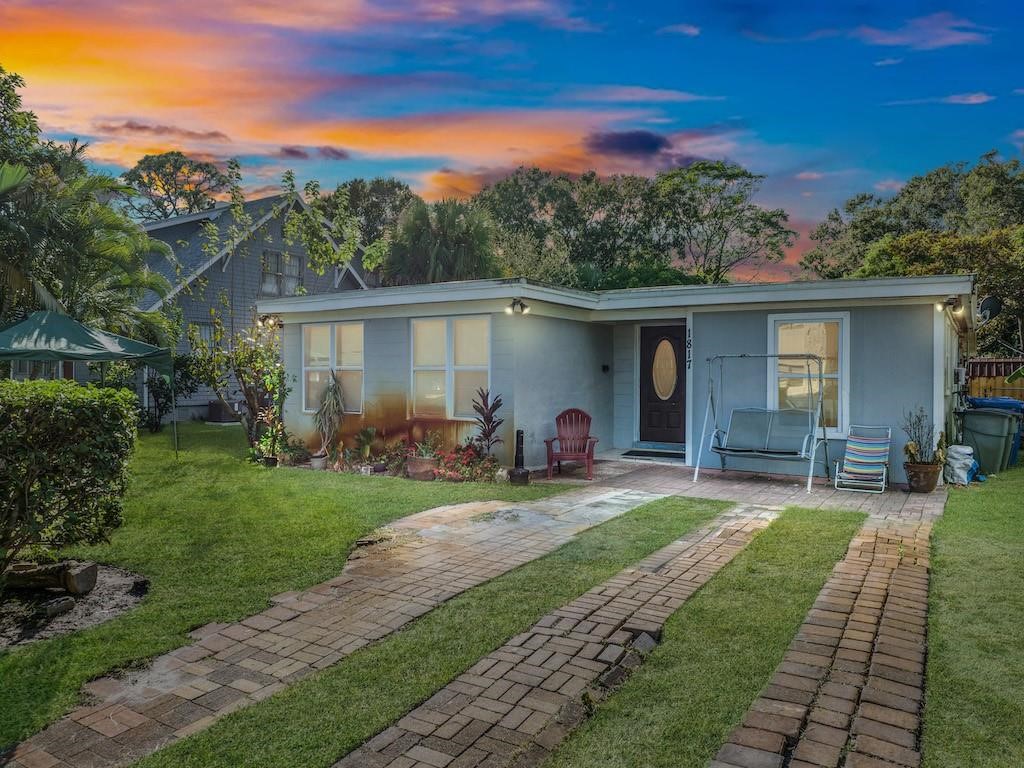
[939,296,964,315]
[506,298,530,315]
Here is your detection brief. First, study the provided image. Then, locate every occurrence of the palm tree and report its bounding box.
[37,174,174,342]
[383,198,497,285]
[0,158,175,340]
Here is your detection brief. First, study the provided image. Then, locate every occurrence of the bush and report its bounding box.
[0,380,138,575]
[435,440,499,482]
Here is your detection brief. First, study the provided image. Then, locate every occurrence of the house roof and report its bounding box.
[257,274,976,325]
[142,194,366,310]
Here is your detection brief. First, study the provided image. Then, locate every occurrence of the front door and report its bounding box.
[639,324,686,443]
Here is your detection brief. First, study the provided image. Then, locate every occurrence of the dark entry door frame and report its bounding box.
[636,321,688,445]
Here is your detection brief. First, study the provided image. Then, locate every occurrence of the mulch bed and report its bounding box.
[0,565,147,649]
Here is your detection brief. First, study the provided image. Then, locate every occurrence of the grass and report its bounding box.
[133,495,728,768]
[924,467,1024,767]
[0,423,568,747]
[544,507,865,768]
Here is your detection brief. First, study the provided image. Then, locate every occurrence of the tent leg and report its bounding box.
[172,377,179,459]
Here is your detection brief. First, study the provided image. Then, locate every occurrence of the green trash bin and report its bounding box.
[962,409,1016,474]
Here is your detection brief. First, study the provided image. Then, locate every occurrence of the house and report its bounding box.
[256,274,975,485]
[143,194,367,417]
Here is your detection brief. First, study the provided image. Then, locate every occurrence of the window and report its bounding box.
[302,322,363,413]
[262,250,301,296]
[768,312,849,435]
[411,316,490,419]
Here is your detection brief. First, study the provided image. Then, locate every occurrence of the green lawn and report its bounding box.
[924,467,1024,767]
[545,507,865,768]
[0,423,566,747]
[134,495,728,768]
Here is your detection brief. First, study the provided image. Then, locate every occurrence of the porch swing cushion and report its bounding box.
[714,408,815,458]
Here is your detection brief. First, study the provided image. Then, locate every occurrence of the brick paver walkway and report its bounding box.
[6,487,661,768]
[550,461,945,521]
[336,504,780,768]
[710,510,939,768]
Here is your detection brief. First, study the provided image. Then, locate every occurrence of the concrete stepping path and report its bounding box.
[6,487,661,768]
[711,513,937,768]
[335,504,780,768]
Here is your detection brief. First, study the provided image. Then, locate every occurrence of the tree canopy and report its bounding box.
[0,69,173,341]
[802,152,1024,353]
[382,198,497,285]
[121,151,230,222]
[476,163,792,288]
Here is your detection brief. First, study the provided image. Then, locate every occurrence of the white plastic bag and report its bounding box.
[944,444,975,485]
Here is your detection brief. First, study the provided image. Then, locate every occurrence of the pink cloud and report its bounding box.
[885,92,995,106]
[795,171,824,180]
[659,23,700,36]
[874,57,903,67]
[1012,130,1024,151]
[566,85,723,103]
[874,179,904,192]
[852,12,991,50]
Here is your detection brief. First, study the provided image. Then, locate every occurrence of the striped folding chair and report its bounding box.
[835,425,891,494]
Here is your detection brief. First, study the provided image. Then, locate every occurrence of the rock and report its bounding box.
[5,560,97,595]
[41,596,75,618]
[63,562,98,595]
[495,467,510,483]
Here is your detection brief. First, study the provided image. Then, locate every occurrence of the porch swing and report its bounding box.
[692,353,831,493]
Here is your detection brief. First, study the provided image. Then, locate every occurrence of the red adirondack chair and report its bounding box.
[545,408,599,480]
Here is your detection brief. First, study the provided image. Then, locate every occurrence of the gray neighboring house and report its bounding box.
[257,273,975,486]
[144,194,367,418]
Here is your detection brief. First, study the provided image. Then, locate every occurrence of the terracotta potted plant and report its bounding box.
[406,432,441,480]
[312,371,344,470]
[901,407,946,493]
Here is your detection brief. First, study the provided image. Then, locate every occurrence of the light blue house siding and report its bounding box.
[263,275,973,485]
[683,304,934,485]
[280,311,611,466]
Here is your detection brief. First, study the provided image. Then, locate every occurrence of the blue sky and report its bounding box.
[3,0,1022,269]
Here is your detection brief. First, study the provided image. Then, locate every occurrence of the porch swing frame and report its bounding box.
[692,353,831,493]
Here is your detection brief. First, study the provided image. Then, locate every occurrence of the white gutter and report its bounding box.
[258,274,975,316]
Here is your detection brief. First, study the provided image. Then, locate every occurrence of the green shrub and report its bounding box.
[0,380,138,575]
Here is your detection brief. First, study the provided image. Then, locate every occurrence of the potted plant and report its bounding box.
[407,431,442,480]
[311,372,345,470]
[354,426,378,471]
[901,407,947,493]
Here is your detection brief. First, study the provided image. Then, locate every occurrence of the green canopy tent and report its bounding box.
[0,311,178,454]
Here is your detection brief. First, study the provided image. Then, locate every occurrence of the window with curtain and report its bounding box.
[302,322,364,413]
[411,316,490,418]
[769,313,848,433]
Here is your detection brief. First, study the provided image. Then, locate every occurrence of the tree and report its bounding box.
[493,228,578,286]
[383,198,497,285]
[855,227,1024,354]
[801,153,1024,279]
[476,168,664,287]
[336,177,416,244]
[121,151,230,222]
[654,161,795,284]
[188,311,287,455]
[0,66,40,167]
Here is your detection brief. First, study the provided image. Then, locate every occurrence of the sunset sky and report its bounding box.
[3,0,1022,274]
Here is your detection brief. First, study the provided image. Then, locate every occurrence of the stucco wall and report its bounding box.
[688,304,935,484]
[511,315,614,467]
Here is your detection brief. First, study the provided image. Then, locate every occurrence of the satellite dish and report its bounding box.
[978,296,1003,325]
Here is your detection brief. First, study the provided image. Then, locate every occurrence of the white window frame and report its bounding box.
[262,249,302,297]
[301,321,364,414]
[410,316,491,421]
[767,311,850,438]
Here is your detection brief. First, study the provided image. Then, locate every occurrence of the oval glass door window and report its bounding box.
[652,339,677,400]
